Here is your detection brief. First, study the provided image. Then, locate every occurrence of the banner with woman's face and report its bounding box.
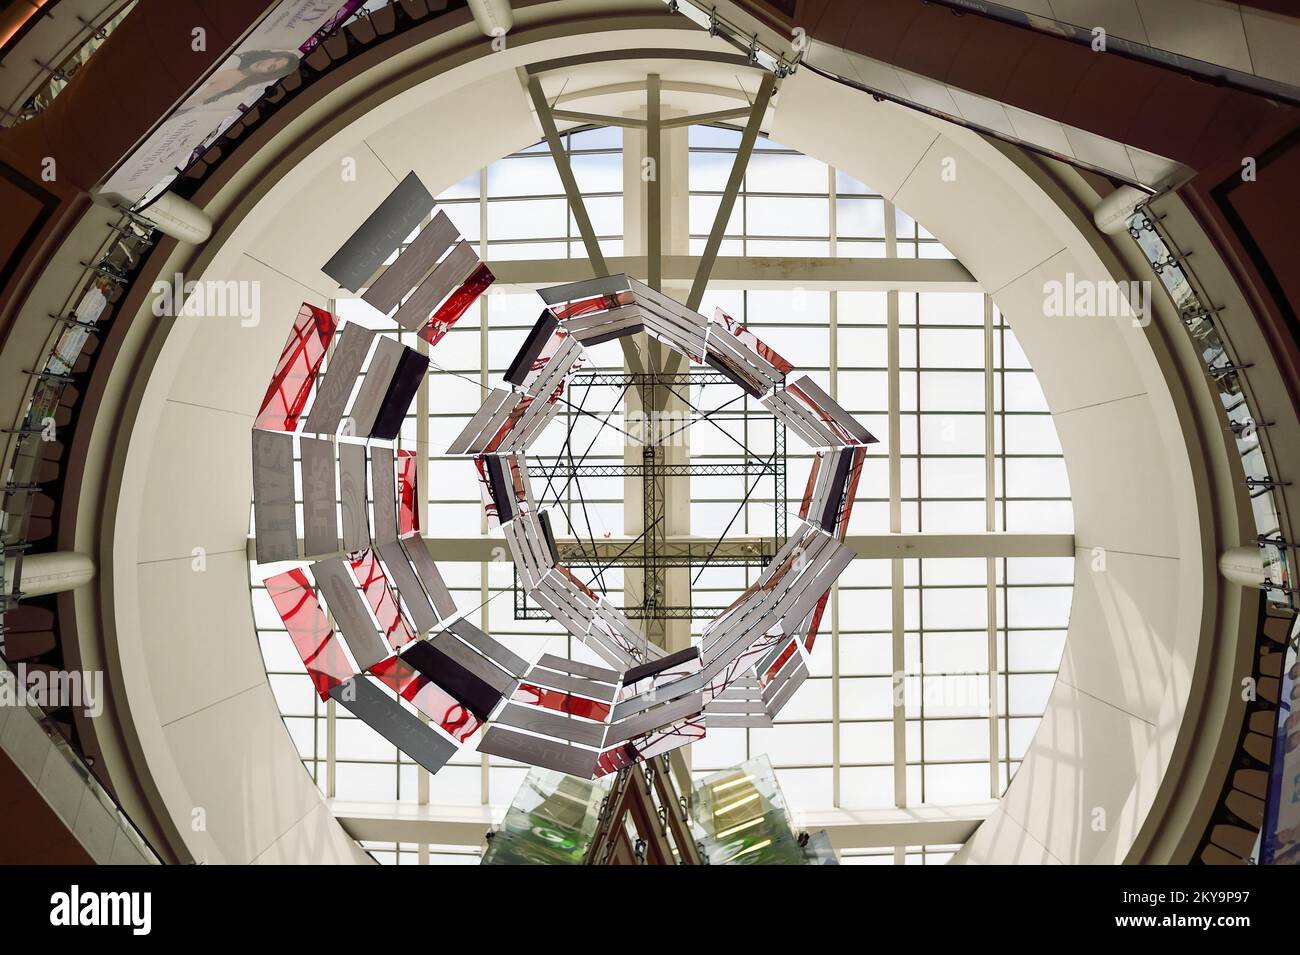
[100,0,364,203]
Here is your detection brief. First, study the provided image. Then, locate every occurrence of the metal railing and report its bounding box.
[1128,208,1295,608]
[1,1,138,127]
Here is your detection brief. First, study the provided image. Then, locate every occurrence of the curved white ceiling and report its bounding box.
[98,20,1210,864]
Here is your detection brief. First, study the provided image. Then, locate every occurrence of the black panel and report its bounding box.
[401,640,501,722]
[538,509,560,566]
[705,351,763,398]
[820,451,854,533]
[483,454,514,523]
[322,172,434,291]
[623,646,700,686]
[371,346,429,440]
[577,323,643,347]
[504,310,560,386]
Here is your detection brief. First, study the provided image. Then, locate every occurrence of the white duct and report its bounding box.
[1092,185,1148,236]
[1219,545,1266,589]
[468,0,513,38]
[137,192,213,245]
[19,551,96,597]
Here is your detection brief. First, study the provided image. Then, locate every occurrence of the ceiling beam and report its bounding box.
[328,799,998,851]
[687,72,776,311]
[527,75,607,276]
[249,533,1074,563]
[484,254,977,290]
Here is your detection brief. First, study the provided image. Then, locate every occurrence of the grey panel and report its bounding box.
[347,337,404,437]
[523,666,617,703]
[606,693,704,745]
[338,442,369,552]
[537,273,629,306]
[494,703,608,747]
[399,535,457,619]
[306,324,375,435]
[478,726,598,778]
[706,715,773,728]
[392,240,478,331]
[251,430,297,563]
[536,653,618,684]
[446,387,512,455]
[431,629,515,695]
[764,661,808,716]
[370,446,397,546]
[330,677,456,775]
[705,701,766,714]
[377,539,438,635]
[322,172,435,292]
[300,436,338,558]
[448,618,528,679]
[790,375,877,444]
[361,210,459,314]
[312,558,387,669]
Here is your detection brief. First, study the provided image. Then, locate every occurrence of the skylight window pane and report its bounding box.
[486,155,564,196]
[745,196,828,236]
[836,197,886,237]
[487,198,567,239]
[745,152,827,193]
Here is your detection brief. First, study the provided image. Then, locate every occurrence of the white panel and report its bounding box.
[137,552,268,727]
[1049,0,1149,42]
[1241,7,1300,86]
[138,401,257,562]
[1057,549,1181,725]
[997,679,1154,864]
[958,807,1063,864]
[769,68,941,201]
[162,685,326,865]
[993,248,1147,414]
[1136,0,1253,73]
[166,255,325,416]
[1051,394,1180,558]
[892,134,1066,294]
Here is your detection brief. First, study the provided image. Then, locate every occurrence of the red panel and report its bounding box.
[802,591,831,654]
[350,550,417,649]
[553,290,634,319]
[418,262,495,348]
[254,303,337,431]
[265,568,354,700]
[397,450,419,535]
[788,381,867,446]
[799,453,823,522]
[369,655,481,742]
[762,638,800,687]
[512,683,612,721]
[556,566,600,603]
[835,447,867,540]
[712,308,794,374]
[483,397,533,453]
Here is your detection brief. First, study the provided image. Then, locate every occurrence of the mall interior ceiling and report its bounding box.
[0,0,1297,872]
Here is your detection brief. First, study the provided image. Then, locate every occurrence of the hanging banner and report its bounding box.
[1261,631,1300,864]
[100,0,363,203]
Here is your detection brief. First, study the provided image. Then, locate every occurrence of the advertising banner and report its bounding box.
[100,0,363,202]
[1261,628,1300,864]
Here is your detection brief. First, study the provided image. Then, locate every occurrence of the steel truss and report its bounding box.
[514,368,788,621]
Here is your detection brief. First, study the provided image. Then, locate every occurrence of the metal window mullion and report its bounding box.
[527,78,607,275]
[886,206,905,807]
[828,164,842,805]
[983,292,1000,799]
[478,164,491,806]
